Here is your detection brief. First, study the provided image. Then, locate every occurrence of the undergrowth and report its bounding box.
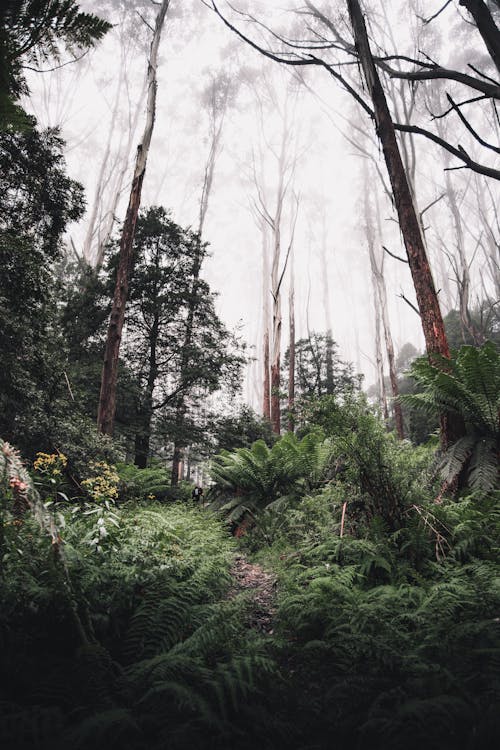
[252,488,500,750]
[0,500,282,750]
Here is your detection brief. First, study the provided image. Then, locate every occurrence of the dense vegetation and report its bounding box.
[1,3,499,750]
[2,343,499,748]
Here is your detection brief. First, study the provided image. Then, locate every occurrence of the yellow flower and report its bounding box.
[82,461,120,503]
[34,452,64,473]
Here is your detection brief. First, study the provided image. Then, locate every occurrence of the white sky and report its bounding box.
[25,0,500,409]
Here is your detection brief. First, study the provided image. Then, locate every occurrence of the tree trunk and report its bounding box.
[263,329,271,420]
[371,185,405,438]
[372,280,389,422]
[262,222,271,420]
[347,0,457,445]
[134,313,160,468]
[95,75,148,267]
[83,57,124,264]
[97,0,169,436]
[270,218,282,434]
[170,76,228,484]
[288,250,295,432]
[319,215,335,394]
[459,0,500,76]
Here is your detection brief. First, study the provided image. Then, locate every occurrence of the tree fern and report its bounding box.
[402,343,499,493]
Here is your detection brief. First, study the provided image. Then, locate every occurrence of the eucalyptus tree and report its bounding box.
[98,0,170,437]
[171,68,237,483]
[247,70,301,435]
[211,0,500,445]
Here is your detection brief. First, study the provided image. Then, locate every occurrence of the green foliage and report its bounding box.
[0,0,111,129]
[212,405,275,453]
[285,331,362,401]
[0,499,281,749]
[252,481,500,749]
[209,431,336,521]
[106,206,246,467]
[116,462,173,502]
[0,122,86,455]
[443,303,500,350]
[402,343,499,492]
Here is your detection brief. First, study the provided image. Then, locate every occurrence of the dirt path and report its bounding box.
[227,554,277,635]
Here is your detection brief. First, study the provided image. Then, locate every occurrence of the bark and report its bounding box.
[263,329,271,420]
[97,0,170,436]
[270,213,282,435]
[459,0,500,76]
[319,215,335,394]
[134,312,159,468]
[365,182,403,437]
[348,13,446,329]
[372,280,389,421]
[262,223,271,420]
[288,250,295,432]
[347,0,456,444]
[249,78,298,434]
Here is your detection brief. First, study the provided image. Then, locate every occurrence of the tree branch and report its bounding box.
[383,245,408,263]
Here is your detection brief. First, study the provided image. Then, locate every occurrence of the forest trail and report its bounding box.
[227,554,277,635]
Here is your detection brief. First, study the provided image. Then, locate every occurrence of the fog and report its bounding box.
[25,0,500,409]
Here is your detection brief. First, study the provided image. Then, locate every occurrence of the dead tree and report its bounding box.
[97,0,170,436]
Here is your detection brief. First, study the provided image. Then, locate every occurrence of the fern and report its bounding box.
[402,343,500,493]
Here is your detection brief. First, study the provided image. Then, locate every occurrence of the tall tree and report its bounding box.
[261,220,271,421]
[363,175,404,438]
[97,0,169,436]
[288,246,295,433]
[170,70,235,484]
[248,75,299,435]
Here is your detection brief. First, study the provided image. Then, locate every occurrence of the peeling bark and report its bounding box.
[347,0,458,445]
[97,0,170,436]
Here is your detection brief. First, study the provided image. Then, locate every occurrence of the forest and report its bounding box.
[0,1,499,748]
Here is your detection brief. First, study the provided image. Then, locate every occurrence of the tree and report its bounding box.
[0,120,84,451]
[97,0,170,436]
[247,73,300,435]
[403,342,499,492]
[212,405,274,454]
[0,0,110,128]
[170,69,236,483]
[363,169,404,438]
[114,206,245,469]
[211,0,464,446]
[285,333,362,418]
[211,0,500,180]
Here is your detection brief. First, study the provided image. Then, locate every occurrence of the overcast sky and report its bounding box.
[25,0,499,408]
